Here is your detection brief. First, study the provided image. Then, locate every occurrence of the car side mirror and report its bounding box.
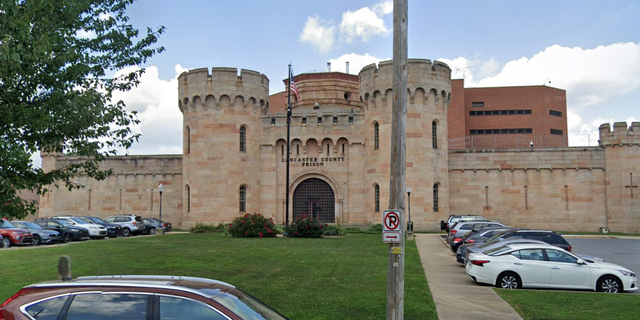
[576,259,587,265]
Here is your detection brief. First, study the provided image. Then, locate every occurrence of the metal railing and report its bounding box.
[448,134,600,149]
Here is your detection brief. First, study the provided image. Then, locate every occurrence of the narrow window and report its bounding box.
[524,186,529,211]
[186,126,191,154]
[326,144,330,155]
[433,184,439,212]
[550,110,562,117]
[239,126,246,153]
[484,186,489,209]
[342,144,345,154]
[472,102,484,108]
[186,185,191,213]
[432,121,438,149]
[239,186,246,212]
[349,116,354,124]
[374,122,379,150]
[564,185,569,211]
[271,118,276,125]
[550,129,563,135]
[375,184,380,212]
[318,116,322,124]
[302,117,307,125]
[296,144,300,155]
[333,116,338,124]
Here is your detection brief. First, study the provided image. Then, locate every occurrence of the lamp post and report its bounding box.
[406,187,413,232]
[158,184,164,224]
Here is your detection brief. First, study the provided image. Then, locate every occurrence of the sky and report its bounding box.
[97,0,640,156]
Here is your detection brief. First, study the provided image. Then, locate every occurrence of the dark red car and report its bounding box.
[0,275,289,320]
[0,219,33,248]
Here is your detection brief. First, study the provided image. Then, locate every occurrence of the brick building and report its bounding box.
[37,59,640,233]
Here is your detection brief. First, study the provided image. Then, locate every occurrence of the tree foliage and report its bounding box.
[0,0,165,219]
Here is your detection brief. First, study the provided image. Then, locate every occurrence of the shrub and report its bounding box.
[344,227,364,234]
[190,222,222,233]
[364,223,383,234]
[285,215,326,238]
[227,213,277,238]
[322,224,346,236]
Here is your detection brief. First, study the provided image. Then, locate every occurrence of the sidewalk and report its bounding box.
[414,234,523,320]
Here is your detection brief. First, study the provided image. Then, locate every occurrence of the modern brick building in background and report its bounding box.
[35,59,640,233]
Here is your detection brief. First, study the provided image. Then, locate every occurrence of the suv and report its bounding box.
[0,275,289,320]
[10,221,61,245]
[490,229,572,252]
[0,219,34,248]
[104,215,145,237]
[441,215,488,232]
[447,221,507,251]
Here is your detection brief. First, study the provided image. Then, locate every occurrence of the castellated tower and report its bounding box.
[178,67,269,227]
[599,122,640,233]
[359,59,452,230]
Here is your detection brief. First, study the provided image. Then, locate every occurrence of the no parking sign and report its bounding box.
[382,209,402,243]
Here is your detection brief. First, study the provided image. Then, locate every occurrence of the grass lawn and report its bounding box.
[497,289,640,320]
[0,233,436,320]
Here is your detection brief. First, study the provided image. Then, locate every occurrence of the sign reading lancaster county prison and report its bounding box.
[282,157,346,167]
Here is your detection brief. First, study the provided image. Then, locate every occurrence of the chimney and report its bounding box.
[346,62,350,74]
[327,62,331,72]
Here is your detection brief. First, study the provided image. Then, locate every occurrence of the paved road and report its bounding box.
[568,237,640,294]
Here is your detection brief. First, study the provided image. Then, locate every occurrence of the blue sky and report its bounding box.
[110,0,639,155]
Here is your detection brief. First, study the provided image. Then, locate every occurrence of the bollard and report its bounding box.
[58,255,72,281]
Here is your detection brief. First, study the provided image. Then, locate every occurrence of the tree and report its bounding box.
[0,0,165,219]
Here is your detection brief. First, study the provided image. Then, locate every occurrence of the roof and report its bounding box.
[30,275,235,291]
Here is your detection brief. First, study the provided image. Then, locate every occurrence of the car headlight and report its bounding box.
[618,269,636,278]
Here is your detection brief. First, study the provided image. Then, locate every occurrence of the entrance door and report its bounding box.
[293,178,335,223]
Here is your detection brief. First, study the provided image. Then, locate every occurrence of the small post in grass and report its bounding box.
[58,255,72,281]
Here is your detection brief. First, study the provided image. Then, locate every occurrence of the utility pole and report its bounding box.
[387,0,407,319]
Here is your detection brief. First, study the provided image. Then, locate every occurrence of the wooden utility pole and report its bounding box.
[387,0,407,319]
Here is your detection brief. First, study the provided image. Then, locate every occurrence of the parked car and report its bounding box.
[142,217,173,234]
[448,221,507,251]
[51,216,108,239]
[10,221,61,245]
[0,275,289,320]
[32,219,90,242]
[77,216,123,238]
[0,219,34,248]
[466,243,638,293]
[458,238,548,264]
[441,215,488,232]
[104,214,145,236]
[452,227,518,258]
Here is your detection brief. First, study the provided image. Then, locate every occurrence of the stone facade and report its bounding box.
[36,59,640,233]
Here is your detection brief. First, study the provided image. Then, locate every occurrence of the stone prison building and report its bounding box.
[36,59,640,233]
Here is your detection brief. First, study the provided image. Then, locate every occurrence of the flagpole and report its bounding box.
[286,64,292,225]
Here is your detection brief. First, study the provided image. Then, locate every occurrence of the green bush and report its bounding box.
[322,224,346,236]
[190,222,224,233]
[364,223,383,234]
[227,213,277,238]
[344,227,364,234]
[285,215,327,238]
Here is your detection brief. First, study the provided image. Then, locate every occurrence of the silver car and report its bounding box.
[10,221,62,245]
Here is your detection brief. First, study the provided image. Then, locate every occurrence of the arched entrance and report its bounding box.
[293,178,335,223]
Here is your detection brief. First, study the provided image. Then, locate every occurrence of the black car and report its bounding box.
[32,219,90,242]
[79,216,123,238]
[10,221,62,245]
[142,217,173,234]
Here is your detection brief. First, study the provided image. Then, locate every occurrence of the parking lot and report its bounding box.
[568,237,640,294]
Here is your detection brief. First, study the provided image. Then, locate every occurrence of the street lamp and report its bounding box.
[406,187,413,232]
[158,184,164,224]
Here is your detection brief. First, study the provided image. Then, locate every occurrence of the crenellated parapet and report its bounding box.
[178,67,270,115]
[598,122,640,146]
[358,59,452,109]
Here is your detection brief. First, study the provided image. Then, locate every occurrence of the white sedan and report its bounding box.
[466,243,638,293]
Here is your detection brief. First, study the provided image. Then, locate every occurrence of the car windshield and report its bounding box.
[203,288,287,320]
[485,231,511,243]
[69,217,87,224]
[55,220,71,226]
[0,220,17,228]
[87,217,106,224]
[76,217,94,224]
[483,245,512,256]
[22,222,43,230]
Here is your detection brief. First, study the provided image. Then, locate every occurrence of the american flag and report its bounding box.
[289,68,300,100]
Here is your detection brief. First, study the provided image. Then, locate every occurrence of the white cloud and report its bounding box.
[373,1,393,16]
[300,16,336,53]
[111,65,183,155]
[340,2,391,43]
[328,53,388,75]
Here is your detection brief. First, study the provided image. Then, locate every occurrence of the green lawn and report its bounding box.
[0,233,436,320]
[496,289,640,320]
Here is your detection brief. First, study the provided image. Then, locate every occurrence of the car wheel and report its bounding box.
[149,227,156,235]
[597,275,622,293]
[122,228,131,237]
[496,272,521,289]
[440,220,445,231]
[2,237,11,248]
[32,234,41,246]
[62,233,71,243]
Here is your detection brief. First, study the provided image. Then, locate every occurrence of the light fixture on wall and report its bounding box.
[158,184,164,224]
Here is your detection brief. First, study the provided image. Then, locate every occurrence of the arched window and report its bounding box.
[374,122,379,150]
[433,184,439,212]
[186,184,191,212]
[375,184,380,212]
[432,121,437,149]
[240,126,247,153]
[239,186,246,212]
